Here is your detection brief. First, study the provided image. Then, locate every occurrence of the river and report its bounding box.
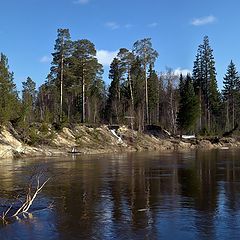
[1,149,240,239]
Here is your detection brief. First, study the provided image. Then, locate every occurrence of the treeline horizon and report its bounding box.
[0,28,239,137]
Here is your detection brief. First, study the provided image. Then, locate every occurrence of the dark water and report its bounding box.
[1,150,240,240]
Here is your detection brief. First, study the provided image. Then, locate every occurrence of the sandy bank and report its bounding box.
[0,125,239,159]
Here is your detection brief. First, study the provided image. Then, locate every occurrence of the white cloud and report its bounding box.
[96,50,118,66]
[40,55,51,63]
[174,68,191,76]
[105,22,120,30]
[73,0,90,4]
[191,15,216,26]
[148,22,158,28]
[124,24,134,29]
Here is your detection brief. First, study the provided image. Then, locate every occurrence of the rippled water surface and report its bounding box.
[1,150,240,239]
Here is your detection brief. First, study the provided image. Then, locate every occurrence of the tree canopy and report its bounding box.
[0,31,239,137]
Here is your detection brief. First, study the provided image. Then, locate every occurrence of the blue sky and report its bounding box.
[0,0,240,91]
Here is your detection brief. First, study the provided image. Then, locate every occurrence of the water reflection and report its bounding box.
[0,150,240,239]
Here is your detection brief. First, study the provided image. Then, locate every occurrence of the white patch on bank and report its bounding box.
[181,135,196,139]
[110,129,124,144]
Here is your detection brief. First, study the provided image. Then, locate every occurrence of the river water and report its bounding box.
[1,150,240,239]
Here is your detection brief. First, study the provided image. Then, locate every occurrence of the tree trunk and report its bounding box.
[40,92,44,121]
[232,96,235,129]
[87,96,90,123]
[82,66,85,123]
[60,53,64,122]
[226,100,229,131]
[93,99,97,123]
[208,109,211,130]
[169,89,174,133]
[68,98,71,122]
[128,69,134,110]
[114,102,119,124]
[199,88,202,131]
[144,66,149,125]
[180,129,183,140]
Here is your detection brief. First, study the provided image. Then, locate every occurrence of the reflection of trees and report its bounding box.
[0,159,27,191]
[192,150,218,211]
[45,151,240,239]
[0,158,50,200]
[45,153,184,238]
[2,150,240,238]
[191,150,218,239]
[46,157,105,239]
[178,149,240,239]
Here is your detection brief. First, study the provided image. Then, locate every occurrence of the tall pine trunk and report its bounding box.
[144,65,149,125]
[60,53,64,122]
[82,74,85,123]
[128,70,134,112]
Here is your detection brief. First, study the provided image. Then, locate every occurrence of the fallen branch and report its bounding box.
[0,205,12,222]
[0,175,50,223]
[13,176,50,217]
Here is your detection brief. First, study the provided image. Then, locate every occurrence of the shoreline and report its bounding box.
[0,124,240,159]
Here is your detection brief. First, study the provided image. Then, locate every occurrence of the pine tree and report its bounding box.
[0,53,20,124]
[177,75,199,138]
[117,48,135,111]
[71,39,103,123]
[48,28,72,122]
[133,38,158,125]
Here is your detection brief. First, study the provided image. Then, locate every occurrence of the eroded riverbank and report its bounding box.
[0,124,240,159]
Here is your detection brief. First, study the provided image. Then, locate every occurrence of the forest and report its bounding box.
[0,29,239,137]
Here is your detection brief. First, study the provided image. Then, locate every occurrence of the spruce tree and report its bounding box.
[22,77,37,124]
[107,58,123,123]
[192,36,220,132]
[177,75,199,138]
[222,60,239,130]
[147,64,159,124]
[130,57,145,130]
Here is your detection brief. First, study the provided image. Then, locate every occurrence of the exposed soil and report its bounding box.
[0,124,240,159]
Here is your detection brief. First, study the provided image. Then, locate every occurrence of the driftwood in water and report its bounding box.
[12,176,49,217]
[0,175,49,223]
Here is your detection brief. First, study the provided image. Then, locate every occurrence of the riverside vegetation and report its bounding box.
[0,123,240,159]
[0,30,240,158]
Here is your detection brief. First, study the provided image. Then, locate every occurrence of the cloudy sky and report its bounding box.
[0,0,239,90]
